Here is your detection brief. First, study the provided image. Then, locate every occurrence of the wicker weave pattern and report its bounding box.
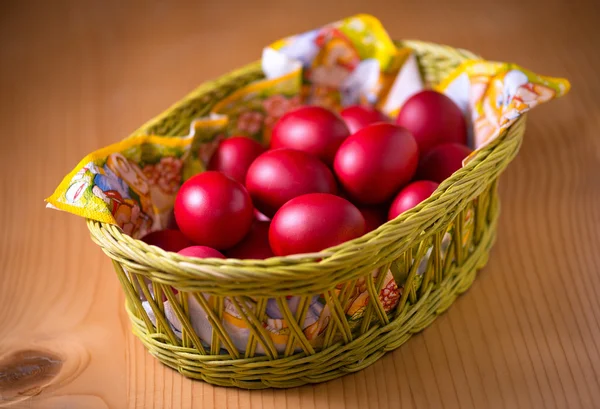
[87,40,526,389]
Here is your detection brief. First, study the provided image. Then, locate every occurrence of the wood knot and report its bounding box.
[0,349,62,401]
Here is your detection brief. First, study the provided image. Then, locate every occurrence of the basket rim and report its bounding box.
[87,40,526,290]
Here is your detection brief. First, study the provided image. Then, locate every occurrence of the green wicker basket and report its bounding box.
[87,40,525,389]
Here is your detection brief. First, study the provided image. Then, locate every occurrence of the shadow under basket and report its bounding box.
[87,40,525,389]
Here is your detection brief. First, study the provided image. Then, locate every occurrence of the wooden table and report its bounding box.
[1,0,598,408]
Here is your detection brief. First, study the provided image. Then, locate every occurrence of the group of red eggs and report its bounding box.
[141,90,473,260]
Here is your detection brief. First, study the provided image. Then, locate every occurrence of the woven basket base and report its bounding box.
[125,210,497,389]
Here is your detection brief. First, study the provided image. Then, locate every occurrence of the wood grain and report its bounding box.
[0,0,598,407]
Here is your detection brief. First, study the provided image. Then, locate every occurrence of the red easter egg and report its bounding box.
[170,246,224,298]
[358,206,388,233]
[333,123,419,205]
[269,193,365,256]
[340,105,390,134]
[417,143,473,183]
[139,230,194,300]
[226,221,274,260]
[388,180,439,220]
[177,246,225,259]
[270,106,350,165]
[174,171,253,249]
[246,148,337,217]
[396,90,467,154]
[141,229,194,252]
[207,136,266,184]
